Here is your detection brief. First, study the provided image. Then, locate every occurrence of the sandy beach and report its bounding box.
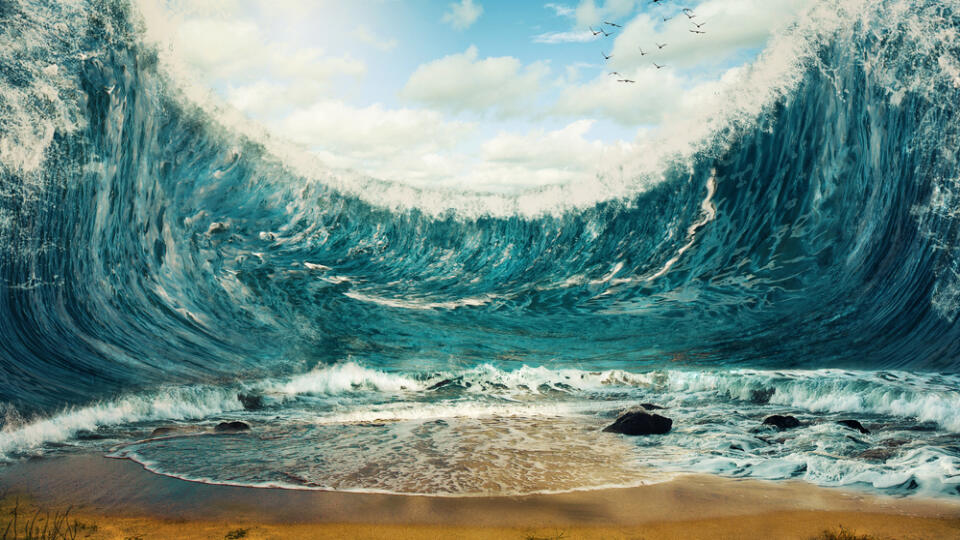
[1,455,959,539]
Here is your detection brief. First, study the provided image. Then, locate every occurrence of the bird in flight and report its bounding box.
[639,47,648,56]
[683,9,696,19]
[656,42,667,49]
[689,29,706,34]
[663,16,673,22]
[653,62,667,69]
[599,28,613,37]
[618,79,636,83]
[601,51,613,60]
[589,26,602,36]
[604,21,622,28]
[609,71,622,77]
[693,21,707,28]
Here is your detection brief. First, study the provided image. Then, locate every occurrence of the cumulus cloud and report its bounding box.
[280,101,474,157]
[174,18,365,85]
[401,46,550,116]
[552,67,685,126]
[610,0,808,70]
[354,25,398,52]
[574,0,639,28]
[442,0,484,30]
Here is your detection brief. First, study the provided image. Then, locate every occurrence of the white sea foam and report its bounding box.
[0,387,242,457]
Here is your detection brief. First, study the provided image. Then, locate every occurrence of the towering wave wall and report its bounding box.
[2,0,960,420]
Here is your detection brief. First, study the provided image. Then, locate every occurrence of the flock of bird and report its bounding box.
[591,5,707,84]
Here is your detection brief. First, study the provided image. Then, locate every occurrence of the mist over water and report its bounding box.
[3,0,960,498]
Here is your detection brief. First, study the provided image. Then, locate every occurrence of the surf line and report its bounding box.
[645,171,718,282]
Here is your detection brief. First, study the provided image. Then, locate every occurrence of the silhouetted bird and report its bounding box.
[604,21,622,27]
[602,51,613,60]
[656,42,667,49]
[639,47,648,56]
[653,62,667,69]
[689,29,706,34]
[618,79,636,83]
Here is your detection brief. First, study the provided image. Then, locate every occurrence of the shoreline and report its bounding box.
[1,455,959,538]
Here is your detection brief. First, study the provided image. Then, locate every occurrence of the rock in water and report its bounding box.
[215,421,251,433]
[762,415,800,430]
[603,411,672,435]
[838,419,870,434]
[640,403,666,410]
[237,393,264,411]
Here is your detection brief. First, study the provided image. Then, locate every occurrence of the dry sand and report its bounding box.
[1,455,959,539]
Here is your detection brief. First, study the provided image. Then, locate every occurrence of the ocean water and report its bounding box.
[3,0,960,498]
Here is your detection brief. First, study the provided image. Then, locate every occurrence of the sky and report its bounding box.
[137,0,810,193]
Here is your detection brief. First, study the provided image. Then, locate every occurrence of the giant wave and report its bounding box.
[2,0,960,498]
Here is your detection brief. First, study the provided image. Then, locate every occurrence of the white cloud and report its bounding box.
[552,67,685,125]
[354,25,398,52]
[280,101,474,158]
[533,30,598,44]
[401,46,550,116]
[442,0,484,30]
[545,3,575,18]
[610,0,808,70]
[175,18,365,84]
[574,0,638,28]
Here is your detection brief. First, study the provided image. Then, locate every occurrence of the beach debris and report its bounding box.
[603,411,672,435]
[837,419,870,434]
[215,421,251,433]
[762,415,800,430]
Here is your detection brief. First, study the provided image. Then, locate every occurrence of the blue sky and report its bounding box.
[139,0,809,192]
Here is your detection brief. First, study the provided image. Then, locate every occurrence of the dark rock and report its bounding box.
[762,415,800,430]
[858,448,897,461]
[837,419,870,434]
[730,444,744,451]
[749,388,775,404]
[603,411,672,435]
[237,393,264,410]
[427,379,453,390]
[640,403,666,410]
[880,438,910,448]
[148,425,203,438]
[215,421,251,433]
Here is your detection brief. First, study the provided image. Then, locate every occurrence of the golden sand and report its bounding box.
[1,455,959,539]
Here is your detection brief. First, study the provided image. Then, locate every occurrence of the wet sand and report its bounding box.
[1,454,959,539]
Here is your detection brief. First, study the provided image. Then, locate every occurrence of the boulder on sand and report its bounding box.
[603,411,672,435]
